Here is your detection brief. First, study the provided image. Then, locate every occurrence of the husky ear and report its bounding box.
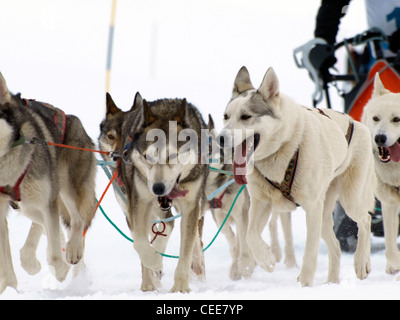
[207,114,215,131]
[131,92,143,111]
[258,67,280,102]
[0,72,11,104]
[373,73,390,97]
[173,99,187,126]
[143,99,156,125]
[106,92,122,115]
[232,66,254,98]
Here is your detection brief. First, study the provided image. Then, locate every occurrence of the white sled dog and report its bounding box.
[0,72,97,293]
[206,116,296,280]
[218,66,376,286]
[362,74,400,275]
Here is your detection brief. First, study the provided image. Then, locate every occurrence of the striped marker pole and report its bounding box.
[105,0,118,94]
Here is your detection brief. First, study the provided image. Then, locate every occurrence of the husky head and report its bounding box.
[218,66,283,185]
[0,72,24,158]
[362,74,400,164]
[99,92,141,161]
[127,98,197,210]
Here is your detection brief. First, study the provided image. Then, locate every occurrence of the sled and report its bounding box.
[349,60,400,122]
[294,29,400,117]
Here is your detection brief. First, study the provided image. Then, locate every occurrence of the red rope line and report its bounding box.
[83,167,119,237]
[47,141,110,155]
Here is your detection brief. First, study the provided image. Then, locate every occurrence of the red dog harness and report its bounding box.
[0,99,66,206]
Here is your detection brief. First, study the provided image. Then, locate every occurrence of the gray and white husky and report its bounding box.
[219,66,376,286]
[0,72,96,294]
[113,96,208,293]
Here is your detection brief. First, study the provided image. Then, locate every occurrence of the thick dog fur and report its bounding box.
[362,74,400,275]
[206,116,296,280]
[219,66,376,286]
[99,92,140,215]
[0,72,96,294]
[108,95,208,293]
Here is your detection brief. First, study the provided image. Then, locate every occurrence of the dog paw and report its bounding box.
[284,254,298,269]
[48,257,70,282]
[0,276,18,295]
[354,252,371,280]
[386,255,400,275]
[141,277,160,292]
[170,281,191,293]
[257,249,276,273]
[20,252,41,275]
[297,273,313,287]
[237,257,256,279]
[66,238,84,265]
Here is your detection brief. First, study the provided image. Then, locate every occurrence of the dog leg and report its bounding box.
[141,212,175,290]
[339,165,372,281]
[321,185,341,284]
[191,232,205,279]
[59,193,85,265]
[170,202,199,293]
[141,264,162,292]
[246,199,275,273]
[298,200,323,287]
[235,206,256,279]
[0,200,17,294]
[381,202,400,274]
[340,199,371,280]
[269,212,282,263]
[213,209,239,279]
[133,204,163,278]
[20,222,42,275]
[42,202,70,282]
[280,212,298,268]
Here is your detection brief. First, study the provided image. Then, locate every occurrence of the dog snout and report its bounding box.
[152,183,166,196]
[375,134,387,146]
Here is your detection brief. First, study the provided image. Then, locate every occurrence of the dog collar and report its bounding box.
[0,160,31,203]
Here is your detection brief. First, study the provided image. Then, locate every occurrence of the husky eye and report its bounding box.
[393,117,400,123]
[240,114,251,121]
[107,132,116,140]
[373,116,380,122]
[223,114,229,121]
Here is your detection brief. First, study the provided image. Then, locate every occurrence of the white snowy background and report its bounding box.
[0,0,398,300]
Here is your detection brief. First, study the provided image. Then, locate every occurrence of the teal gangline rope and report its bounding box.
[96,184,246,259]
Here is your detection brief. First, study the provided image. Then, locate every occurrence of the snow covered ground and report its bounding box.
[1,0,399,300]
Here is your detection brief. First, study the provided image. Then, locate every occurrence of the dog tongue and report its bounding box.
[233,140,248,185]
[167,183,189,199]
[389,142,400,162]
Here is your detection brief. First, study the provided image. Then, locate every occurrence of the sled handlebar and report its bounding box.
[294,28,389,107]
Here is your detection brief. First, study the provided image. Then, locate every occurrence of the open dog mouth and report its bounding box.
[233,133,260,185]
[378,140,400,163]
[157,175,189,211]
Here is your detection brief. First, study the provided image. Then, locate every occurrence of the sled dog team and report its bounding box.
[0,66,399,294]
